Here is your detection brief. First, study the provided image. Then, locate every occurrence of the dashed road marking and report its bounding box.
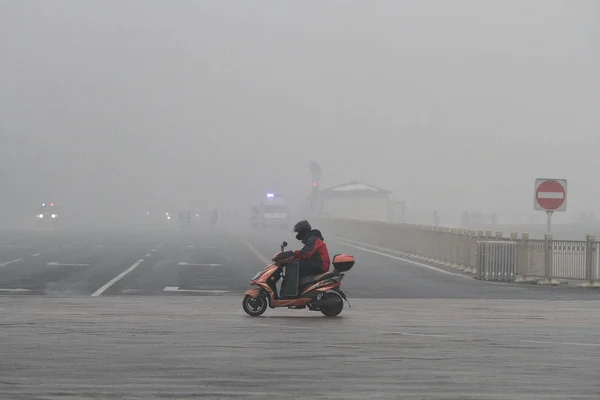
[47,262,90,267]
[379,331,452,338]
[0,259,22,267]
[145,253,151,257]
[32,253,41,257]
[163,286,229,294]
[91,259,145,297]
[520,339,600,347]
[0,288,31,292]
[177,262,222,267]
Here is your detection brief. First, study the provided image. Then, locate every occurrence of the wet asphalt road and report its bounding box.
[1,227,599,399]
[1,227,599,300]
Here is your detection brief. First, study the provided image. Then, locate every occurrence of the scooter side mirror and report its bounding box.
[281,241,288,251]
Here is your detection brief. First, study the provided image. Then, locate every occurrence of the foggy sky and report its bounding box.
[1,0,598,225]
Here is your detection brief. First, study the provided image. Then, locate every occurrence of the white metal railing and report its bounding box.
[315,217,600,285]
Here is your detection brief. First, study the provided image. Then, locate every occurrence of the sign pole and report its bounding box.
[534,178,566,286]
[546,210,553,235]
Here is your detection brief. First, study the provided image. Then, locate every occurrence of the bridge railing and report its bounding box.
[315,217,600,286]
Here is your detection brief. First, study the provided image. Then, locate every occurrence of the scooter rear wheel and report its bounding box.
[242,293,267,317]
[320,293,343,317]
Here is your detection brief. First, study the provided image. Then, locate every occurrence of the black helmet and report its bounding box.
[293,220,312,241]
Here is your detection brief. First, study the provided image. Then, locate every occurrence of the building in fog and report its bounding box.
[316,181,404,222]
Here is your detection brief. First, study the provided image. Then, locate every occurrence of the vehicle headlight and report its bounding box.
[51,214,57,219]
[38,214,44,218]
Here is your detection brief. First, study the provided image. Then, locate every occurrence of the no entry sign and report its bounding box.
[534,179,567,212]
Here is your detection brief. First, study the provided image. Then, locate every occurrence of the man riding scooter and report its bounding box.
[270,220,330,299]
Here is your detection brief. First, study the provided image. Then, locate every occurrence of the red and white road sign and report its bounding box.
[534,178,567,211]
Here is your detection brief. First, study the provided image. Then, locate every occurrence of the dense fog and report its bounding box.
[1,0,598,228]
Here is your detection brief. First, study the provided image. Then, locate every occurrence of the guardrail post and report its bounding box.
[444,227,451,267]
[475,231,485,276]
[458,229,468,271]
[540,233,558,285]
[508,232,518,281]
[521,233,530,281]
[581,234,599,287]
[451,228,460,268]
[465,230,477,274]
[469,230,478,274]
[511,232,522,282]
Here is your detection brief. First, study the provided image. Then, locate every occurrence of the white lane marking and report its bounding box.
[188,245,195,248]
[520,339,600,347]
[163,286,229,294]
[145,253,151,257]
[32,253,41,257]
[91,259,145,297]
[0,288,31,292]
[239,237,271,266]
[177,262,222,267]
[3,244,13,248]
[0,259,22,267]
[47,262,90,267]
[251,323,318,330]
[379,331,452,338]
[331,237,471,279]
[96,245,104,248]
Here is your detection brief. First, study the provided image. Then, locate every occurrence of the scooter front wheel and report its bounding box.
[242,293,267,317]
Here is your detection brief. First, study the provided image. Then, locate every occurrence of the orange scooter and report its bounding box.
[242,241,354,317]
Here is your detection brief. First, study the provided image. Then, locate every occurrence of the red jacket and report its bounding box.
[294,230,330,275]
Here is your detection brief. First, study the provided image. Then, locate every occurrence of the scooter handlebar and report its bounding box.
[272,250,295,263]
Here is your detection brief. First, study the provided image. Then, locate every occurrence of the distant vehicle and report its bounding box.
[209,208,218,228]
[35,202,60,226]
[178,210,192,229]
[251,193,290,230]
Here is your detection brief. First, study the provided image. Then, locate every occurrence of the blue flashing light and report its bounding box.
[42,203,46,207]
